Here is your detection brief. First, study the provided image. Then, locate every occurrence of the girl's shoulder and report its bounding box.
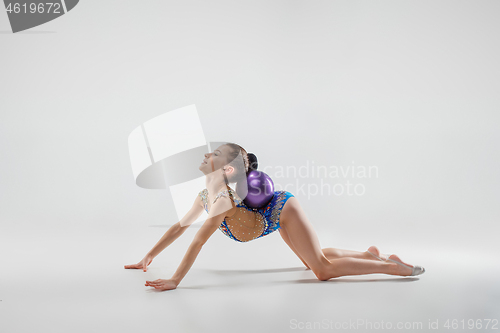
[214,187,243,205]
[199,187,244,205]
[198,188,209,202]
[227,188,245,206]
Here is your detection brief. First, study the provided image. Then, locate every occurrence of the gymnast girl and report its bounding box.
[124,143,425,291]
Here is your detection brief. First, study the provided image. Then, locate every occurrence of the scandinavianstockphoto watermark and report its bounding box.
[261,160,379,199]
[290,318,424,330]
[289,318,499,330]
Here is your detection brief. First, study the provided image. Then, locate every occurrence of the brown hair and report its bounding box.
[224,143,249,183]
[222,143,258,204]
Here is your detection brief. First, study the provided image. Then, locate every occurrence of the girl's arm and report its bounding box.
[146,196,205,259]
[161,196,233,288]
[125,196,204,272]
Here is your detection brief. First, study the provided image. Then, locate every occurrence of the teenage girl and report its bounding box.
[125,143,424,291]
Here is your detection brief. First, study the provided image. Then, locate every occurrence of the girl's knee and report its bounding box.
[312,261,336,281]
[314,267,333,281]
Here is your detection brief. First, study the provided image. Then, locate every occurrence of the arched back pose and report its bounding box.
[125,143,425,291]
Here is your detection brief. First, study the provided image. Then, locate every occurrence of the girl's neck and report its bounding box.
[205,172,228,196]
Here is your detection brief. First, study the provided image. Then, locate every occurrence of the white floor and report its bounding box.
[1,224,499,333]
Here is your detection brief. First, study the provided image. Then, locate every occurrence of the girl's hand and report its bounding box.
[124,255,153,272]
[145,279,178,291]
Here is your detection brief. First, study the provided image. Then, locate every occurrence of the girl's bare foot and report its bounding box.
[366,245,389,261]
[387,254,415,276]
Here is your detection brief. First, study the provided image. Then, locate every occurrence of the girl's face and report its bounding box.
[199,145,233,175]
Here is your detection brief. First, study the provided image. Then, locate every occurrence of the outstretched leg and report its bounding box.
[279,197,411,280]
[322,246,388,261]
[279,228,383,269]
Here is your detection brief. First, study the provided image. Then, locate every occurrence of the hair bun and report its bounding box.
[247,153,258,172]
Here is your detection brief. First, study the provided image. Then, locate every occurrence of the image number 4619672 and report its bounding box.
[3,0,79,33]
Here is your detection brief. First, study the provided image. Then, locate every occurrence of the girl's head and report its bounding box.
[199,142,258,184]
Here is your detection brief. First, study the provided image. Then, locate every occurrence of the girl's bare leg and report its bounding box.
[280,226,388,270]
[278,227,311,269]
[322,246,388,261]
[279,229,384,270]
[279,197,412,280]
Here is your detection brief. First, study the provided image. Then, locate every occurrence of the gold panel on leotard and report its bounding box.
[203,188,268,242]
[224,207,267,242]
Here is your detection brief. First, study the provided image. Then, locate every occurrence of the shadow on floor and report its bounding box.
[201,267,308,275]
[200,267,419,281]
[272,277,420,284]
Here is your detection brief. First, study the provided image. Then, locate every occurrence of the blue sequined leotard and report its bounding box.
[198,187,295,242]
